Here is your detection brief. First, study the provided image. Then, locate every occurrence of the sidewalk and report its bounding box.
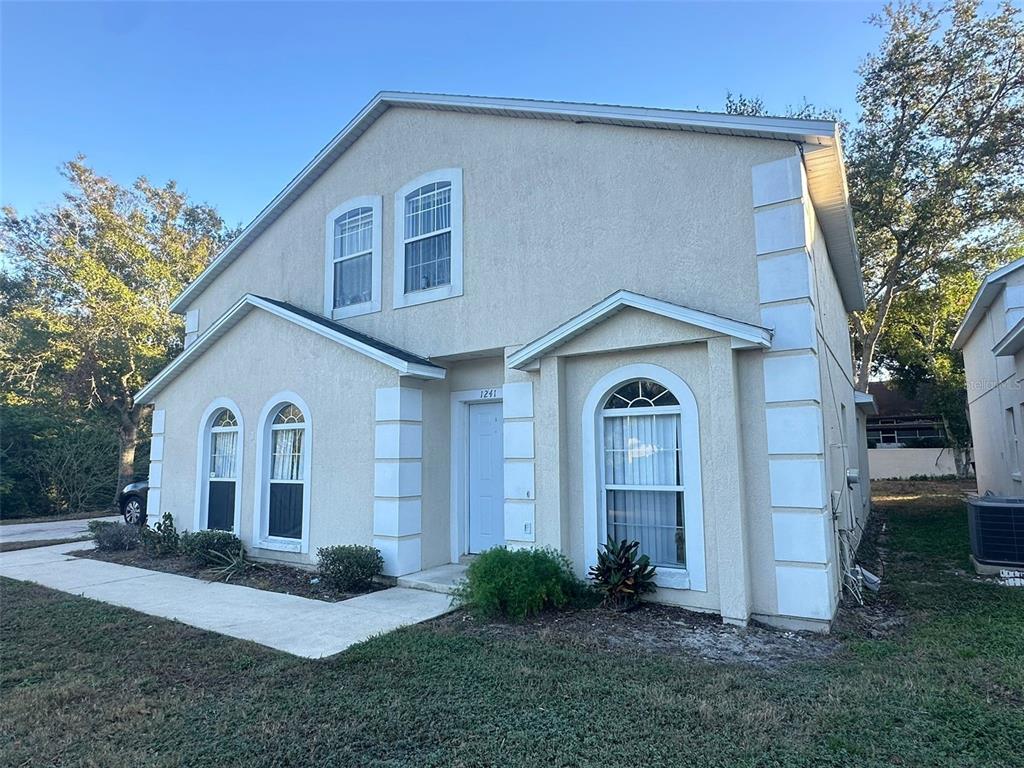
[0,542,453,658]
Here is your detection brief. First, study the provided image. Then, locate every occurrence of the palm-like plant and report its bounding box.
[588,539,657,610]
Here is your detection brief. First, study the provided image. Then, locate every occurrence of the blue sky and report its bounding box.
[2,1,886,229]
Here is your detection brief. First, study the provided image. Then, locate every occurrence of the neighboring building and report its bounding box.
[136,93,870,630]
[953,257,1024,495]
[865,381,959,480]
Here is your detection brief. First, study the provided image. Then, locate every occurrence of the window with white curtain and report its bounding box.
[324,196,381,320]
[601,380,686,567]
[404,181,452,293]
[333,207,373,309]
[393,169,463,308]
[209,408,239,479]
[268,403,306,540]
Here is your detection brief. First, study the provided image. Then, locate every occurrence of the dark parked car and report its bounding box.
[118,481,148,526]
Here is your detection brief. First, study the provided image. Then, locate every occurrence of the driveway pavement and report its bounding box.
[0,515,121,543]
[0,541,453,658]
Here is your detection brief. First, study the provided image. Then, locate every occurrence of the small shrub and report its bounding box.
[317,545,384,591]
[180,530,243,565]
[142,511,180,557]
[89,520,141,552]
[452,547,592,620]
[589,539,657,610]
[206,544,260,582]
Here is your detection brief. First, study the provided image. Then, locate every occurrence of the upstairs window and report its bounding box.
[393,169,463,308]
[324,196,381,319]
[404,181,451,292]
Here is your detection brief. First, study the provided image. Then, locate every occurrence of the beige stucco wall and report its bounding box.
[186,107,796,358]
[153,309,398,565]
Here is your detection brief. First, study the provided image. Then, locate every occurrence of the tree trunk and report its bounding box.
[854,289,896,391]
[114,410,141,505]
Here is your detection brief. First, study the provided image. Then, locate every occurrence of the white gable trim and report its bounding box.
[506,290,772,370]
[170,91,860,314]
[136,295,445,404]
[952,256,1024,350]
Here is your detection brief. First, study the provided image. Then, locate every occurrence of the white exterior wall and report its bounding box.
[962,269,1024,495]
[868,448,959,480]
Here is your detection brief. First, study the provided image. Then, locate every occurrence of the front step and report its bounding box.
[396,563,467,595]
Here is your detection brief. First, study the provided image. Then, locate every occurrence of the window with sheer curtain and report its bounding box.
[268,403,305,539]
[333,206,374,309]
[208,408,238,479]
[602,380,685,567]
[403,181,451,293]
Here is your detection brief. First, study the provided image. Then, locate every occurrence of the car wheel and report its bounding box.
[122,496,145,526]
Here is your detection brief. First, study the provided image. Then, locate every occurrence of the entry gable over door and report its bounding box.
[506,290,773,370]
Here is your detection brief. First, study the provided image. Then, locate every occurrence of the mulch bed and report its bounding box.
[70,547,384,603]
[431,602,841,669]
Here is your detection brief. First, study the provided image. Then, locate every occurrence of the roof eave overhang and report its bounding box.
[992,316,1024,358]
[137,295,444,405]
[507,290,772,370]
[952,258,1024,351]
[170,92,860,314]
[854,391,878,415]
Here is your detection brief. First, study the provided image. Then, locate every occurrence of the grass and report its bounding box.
[1,481,1021,767]
[0,537,85,553]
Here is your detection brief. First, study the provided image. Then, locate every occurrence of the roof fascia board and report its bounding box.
[992,316,1024,357]
[137,294,444,403]
[952,257,1024,350]
[507,290,771,370]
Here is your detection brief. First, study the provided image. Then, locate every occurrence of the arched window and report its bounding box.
[601,380,685,567]
[267,403,306,540]
[324,196,381,320]
[254,395,311,552]
[583,365,706,591]
[393,169,463,308]
[195,399,243,534]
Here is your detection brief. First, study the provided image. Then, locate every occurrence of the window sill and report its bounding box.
[393,284,462,309]
[653,567,690,590]
[332,300,379,321]
[256,537,303,553]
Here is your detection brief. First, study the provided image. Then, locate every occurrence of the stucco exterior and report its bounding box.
[956,259,1024,495]
[139,95,867,629]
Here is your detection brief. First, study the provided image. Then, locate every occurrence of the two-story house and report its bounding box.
[136,92,870,631]
[953,256,1024,494]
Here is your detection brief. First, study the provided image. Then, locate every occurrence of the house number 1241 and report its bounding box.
[479,388,498,399]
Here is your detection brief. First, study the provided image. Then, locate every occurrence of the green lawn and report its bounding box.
[2,482,1022,767]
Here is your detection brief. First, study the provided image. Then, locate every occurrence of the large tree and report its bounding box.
[1,159,234,501]
[728,0,1024,389]
[849,0,1024,388]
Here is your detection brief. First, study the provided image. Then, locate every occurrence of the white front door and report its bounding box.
[468,401,505,553]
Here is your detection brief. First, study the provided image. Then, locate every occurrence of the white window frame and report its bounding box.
[323,195,382,320]
[193,398,244,534]
[253,391,312,553]
[582,364,706,591]
[393,168,463,309]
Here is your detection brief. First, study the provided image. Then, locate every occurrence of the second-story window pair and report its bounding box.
[324,169,463,319]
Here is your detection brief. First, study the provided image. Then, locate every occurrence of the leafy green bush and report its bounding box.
[180,530,243,565]
[317,545,384,591]
[141,511,180,557]
[588,539,657,610]
[453,547,593,620]
[89,520,141,551]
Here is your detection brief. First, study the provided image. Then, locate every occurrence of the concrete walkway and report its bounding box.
[0,542,454,658]
[0,515,121,544]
